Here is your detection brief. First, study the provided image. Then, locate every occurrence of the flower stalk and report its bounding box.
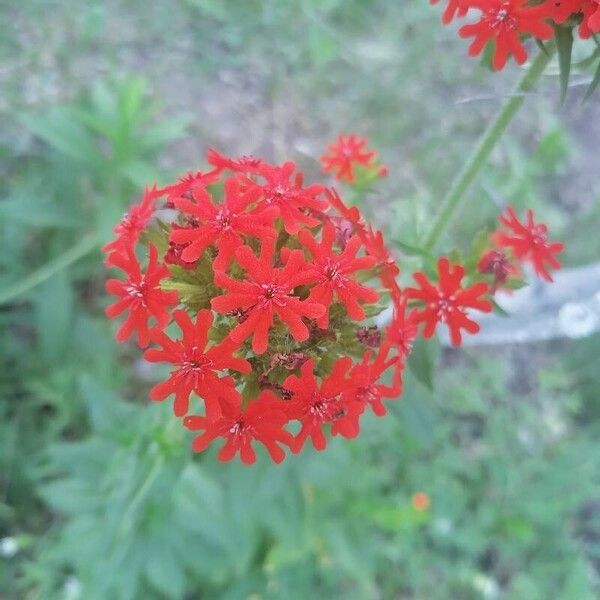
[423,45,556,253]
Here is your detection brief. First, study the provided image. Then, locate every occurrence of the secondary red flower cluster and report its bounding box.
[321,134,388,184]
[431,0,600,69]
[103,144,562,464]
[478,205,564,288]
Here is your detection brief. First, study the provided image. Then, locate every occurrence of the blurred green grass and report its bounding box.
[1,1,599,599]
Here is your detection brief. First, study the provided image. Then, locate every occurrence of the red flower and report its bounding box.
[459,0,554,70]
[493,206,564,281]
[386,297,419,359]
[320,134,378,183]
[477,248,520,292]
[252,161,328,234]
[183,390,294,464]
[430,0,469,24]
[207,148,266,174]
[159,169,220,204]
[325,188,366,248]
[164,224,196,270]
[102,186,162,254]
[211,239,326,354]
[169,178,278,269]
[284,357,359,452]
[299,222,379,327]
[105,245,178,347]
[407,257,492,347]
[361,226,401,294]
[579,0,600,37]
[544,0,584,23]
[143,309,251,417]
[332,344,401,438]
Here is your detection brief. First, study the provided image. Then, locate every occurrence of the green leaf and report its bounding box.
[407,336,439,391]
[395,239,431,258]
[34,270,73,363]
[19,108,101,167]
[490,297,509,317]
[554,24,574,103]
[0,233,99,306]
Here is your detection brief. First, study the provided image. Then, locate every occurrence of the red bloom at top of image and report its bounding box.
[183,390,295,464]
[169,177,278,269]
[284,357,359,452]
[430,0,469,24]
[458,0,554,70]
[103,186,162,255]
[211,239,325,354]
[321,134,379,183]
[251,161,327,234]
[493,206,564,281]
[105,245,178,347]
[407,257,492,347]
[143,309,251,418]
[298,222,379,327]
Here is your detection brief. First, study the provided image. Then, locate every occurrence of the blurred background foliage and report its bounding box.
[1,1,599,599]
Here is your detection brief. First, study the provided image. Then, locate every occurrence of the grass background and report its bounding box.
[1,1,600,598]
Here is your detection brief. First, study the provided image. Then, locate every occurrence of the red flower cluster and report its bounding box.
[433,0,600,69]
[103,148,406,464]
[487,205,564,282]
[103,143,565,462]
[321,134,388,184]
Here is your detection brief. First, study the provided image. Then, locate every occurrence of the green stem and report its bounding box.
[423,46,555,252]
[0,233,99,305]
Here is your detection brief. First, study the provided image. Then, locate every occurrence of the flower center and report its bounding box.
[431,292,457,322]
[257,283,287,308]
[214,208,233,231]
[125,281,147,306]
[229,421,244,435]
[531,225,548,247]
[357,385,377,404]
[487,3,516,29]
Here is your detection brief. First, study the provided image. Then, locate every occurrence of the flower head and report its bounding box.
[169,177,278,269]
[321,134,382,183]
[103,149,405,463]
[458,0,554,70]
[105,245,178,347]
[144,309,251,417]
[211,238,326,354]
[332,343,401,438]
[251,161,327,234]
[184,390,294,464]
[407,257,492,346]
[299,222,379,327]
[493,206,563,281]
[284,358,359,452]
[103,186,162,254]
